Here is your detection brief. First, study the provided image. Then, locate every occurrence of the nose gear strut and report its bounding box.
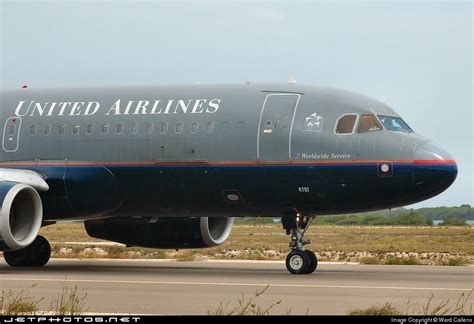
[282,213,317,274]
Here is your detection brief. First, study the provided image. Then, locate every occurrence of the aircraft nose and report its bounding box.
[413,142,458,197]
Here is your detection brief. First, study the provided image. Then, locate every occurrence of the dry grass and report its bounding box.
[0,286,43,315]
[0,284,87,315]
[208,285,291,315]
[349,303,401,315]
[37,223,474,263]
[349,290,473,316]
[359,256,423,265]
[437,258,471,266]
[50,285,88,315]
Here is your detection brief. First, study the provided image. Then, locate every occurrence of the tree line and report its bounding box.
[237,205,473,226]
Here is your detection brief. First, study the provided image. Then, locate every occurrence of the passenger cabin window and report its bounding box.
[378,116,413,133]
[145,123,153,135]
[58,124,65,135]
[131,123,138,134]
[335,114,357,134]
[86,124,94,135]
[72,124,80,135]
[175,122,183,134]
[44,124,52,136]
[205,121,214,134]
[222,121,229,132]
[160,123,168,134]
[357,115,382,133]
[116,123,123,135]
[190,121,199,134]
[30,124,37,136]
[101,124,109,135]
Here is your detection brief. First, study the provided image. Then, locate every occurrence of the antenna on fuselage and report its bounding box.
[287,71,296,84]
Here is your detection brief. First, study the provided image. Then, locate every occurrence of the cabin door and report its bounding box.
[2,117,22,153]
[257,93,300,161]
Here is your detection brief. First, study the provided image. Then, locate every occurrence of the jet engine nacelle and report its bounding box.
[0,182,43,251]
[84,216,234,248]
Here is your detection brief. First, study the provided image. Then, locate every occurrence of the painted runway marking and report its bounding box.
[0,277,470,292]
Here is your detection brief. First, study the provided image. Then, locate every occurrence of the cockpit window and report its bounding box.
[357,115,382,133]
[335,114,357,134]
[378,116,413,133]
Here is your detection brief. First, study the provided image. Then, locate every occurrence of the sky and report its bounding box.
[0,0,472,208]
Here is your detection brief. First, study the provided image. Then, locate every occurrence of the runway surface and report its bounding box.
[0,259,472,315]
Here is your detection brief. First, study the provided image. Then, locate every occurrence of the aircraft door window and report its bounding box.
[30,125,37,136]
[131,123,138,134]
[175,122,183,134]
[58,124,65,135]
[190,121,199,134]
[335,114,358,134]
[72,124,80,135]
[8,124,16,136]
[205,121,214,134]
[274,120,282,130]
[145,123,153,134]
[357,115,382,133]
[44,124,52,136]
[86,124,94,135]
[160,123,168,134]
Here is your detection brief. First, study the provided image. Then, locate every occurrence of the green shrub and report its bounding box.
[441,218,467,226]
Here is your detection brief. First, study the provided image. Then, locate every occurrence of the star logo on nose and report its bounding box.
[304,113,323,132]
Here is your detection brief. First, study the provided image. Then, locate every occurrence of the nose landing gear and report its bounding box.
[283,214,317,274]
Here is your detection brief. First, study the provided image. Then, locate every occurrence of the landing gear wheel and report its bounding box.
[304,250,318,274]
[3,235,51,267]
[286,250,311,274]
[29,235,51,267]
[3,248,30,267]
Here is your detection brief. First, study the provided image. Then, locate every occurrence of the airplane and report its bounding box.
[0,83,457,274]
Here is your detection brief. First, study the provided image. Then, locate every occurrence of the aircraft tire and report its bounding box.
[3,235,51,267]
[286,250,311,274]
[304,250,318,274]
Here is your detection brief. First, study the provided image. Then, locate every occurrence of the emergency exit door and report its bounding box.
[257,93,300,161]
